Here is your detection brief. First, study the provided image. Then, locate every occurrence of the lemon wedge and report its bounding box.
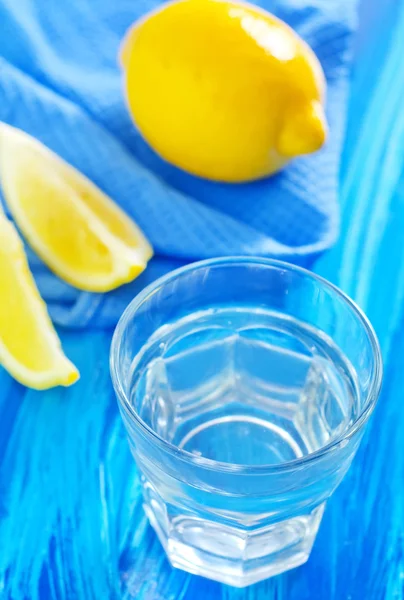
[0,213,79,389]
[0,123,153,292]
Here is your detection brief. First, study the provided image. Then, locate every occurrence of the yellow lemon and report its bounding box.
[0,213,79,389]
[0,123,153,292]
[121,0,327,183]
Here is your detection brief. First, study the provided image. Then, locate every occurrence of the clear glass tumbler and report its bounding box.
[110,258,382,587]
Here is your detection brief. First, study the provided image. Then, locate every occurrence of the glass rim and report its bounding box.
[110,257,383,475]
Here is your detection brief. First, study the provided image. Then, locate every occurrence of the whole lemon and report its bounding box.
[121,0,327,183]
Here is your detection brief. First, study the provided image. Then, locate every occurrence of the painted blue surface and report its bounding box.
[1,2,404,599]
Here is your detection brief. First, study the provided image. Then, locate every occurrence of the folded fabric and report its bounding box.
[0,0,357,328]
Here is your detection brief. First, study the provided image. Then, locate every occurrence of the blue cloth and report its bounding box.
[0,0,357,328]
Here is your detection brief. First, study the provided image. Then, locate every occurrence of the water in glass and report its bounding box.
[129,307,357,468]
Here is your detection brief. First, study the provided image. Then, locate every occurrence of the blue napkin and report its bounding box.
[0,0,357,328]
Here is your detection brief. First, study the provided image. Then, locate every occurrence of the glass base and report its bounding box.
[143,496,325,587]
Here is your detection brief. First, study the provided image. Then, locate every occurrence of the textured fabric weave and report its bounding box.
[0,0,357,327]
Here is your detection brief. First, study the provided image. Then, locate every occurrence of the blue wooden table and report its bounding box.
[1,2,404,598]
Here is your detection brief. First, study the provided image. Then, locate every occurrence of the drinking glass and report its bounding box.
[110,258,382,587]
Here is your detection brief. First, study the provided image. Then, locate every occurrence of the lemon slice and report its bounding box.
[0,123,153,292]
[0,213,79,389]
